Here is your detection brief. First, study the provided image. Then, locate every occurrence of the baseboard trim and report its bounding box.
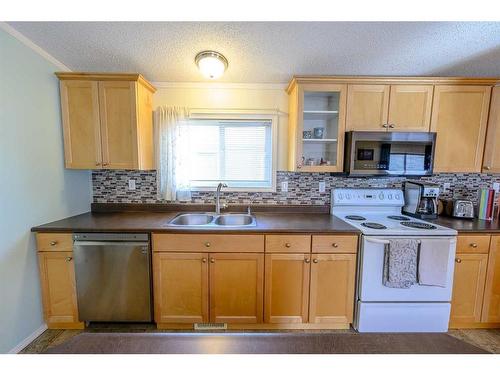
[8,323,48,354]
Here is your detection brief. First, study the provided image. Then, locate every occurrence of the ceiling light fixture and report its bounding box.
[195,51,228,79]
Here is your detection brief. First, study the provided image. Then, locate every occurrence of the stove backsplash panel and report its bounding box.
[92,170,500,207]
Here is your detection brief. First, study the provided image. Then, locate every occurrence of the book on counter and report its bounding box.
[478,188,496,221]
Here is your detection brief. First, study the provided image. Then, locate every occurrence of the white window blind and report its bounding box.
[180,119,274,189]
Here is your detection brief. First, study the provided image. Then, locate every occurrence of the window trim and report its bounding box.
[186,109,278,192]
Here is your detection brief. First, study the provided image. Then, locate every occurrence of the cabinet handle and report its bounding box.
[66,256,73,262]
[389,124,395,128]
[470,243,478,248]
[285,243,292,248]
[210,258,215,263]
[205,242,211,248]
[455,258,462,263]
[297,164,302,169]
[313,259,319,263]
[103,163,109,167]
[484,166,491,171]
[304,258,310,263]
[332,243,339,248]
[202,258,207,263]
[95,162,101,167]
[382,124,388,128]
[50,241,58,246]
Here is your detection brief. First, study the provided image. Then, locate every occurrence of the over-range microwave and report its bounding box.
[344,131,436,177]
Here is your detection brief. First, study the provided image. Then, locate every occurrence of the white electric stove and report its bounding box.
[331,188,457,333]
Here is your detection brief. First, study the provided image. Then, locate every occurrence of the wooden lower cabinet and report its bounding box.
[37,251,83,329]
[449,253,488,326]
[209,253,264,323]
[264,254,310,323]
[153,252,209,323]
[309,254,357,324]
[482,236,500,323]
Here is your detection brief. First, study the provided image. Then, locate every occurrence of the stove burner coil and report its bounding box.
[361,222,387,229]
[387,215,411,221]
[345,215,366,221]
[400,221,437,230]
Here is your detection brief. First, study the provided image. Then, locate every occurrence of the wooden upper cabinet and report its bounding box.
[482,236,500,323]
[56,73,156,170]
[450,253,488,326]
[309,253,357,324]
[153,252,209,324]
[346,84,389,131]
[387,85,433,132]
[287,83,347,172]
[264,253,310,323]
[209,253,264,323]
[482,86,500,173]
[59,80,101,168]
[431,85,491,173]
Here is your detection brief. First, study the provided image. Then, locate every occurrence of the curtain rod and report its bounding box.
[187,108,288,116]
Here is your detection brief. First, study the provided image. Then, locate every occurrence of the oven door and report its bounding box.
[344,131,436,176]
[358,235,456,302]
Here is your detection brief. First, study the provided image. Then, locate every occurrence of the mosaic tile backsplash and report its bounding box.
[92,170,500,207]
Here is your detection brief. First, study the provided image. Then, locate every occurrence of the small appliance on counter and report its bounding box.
[441,198,475,219]
[402,181,439,219]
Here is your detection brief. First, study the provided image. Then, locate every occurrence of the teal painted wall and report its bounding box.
[0,28,91,353]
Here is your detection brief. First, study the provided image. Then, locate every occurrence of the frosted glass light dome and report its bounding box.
[195,51,228,79]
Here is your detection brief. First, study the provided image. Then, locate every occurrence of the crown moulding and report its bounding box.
[286,75,500,93]
[55,72,157,93]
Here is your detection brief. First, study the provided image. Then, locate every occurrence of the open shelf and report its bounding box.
[302,138,338,143]
[303,111,339,121]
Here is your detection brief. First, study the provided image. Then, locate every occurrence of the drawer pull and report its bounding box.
[285,243,292,248]
[304,258,310,263]
[50,241,58,246]
[332,243,339,248]
[205,242,211,248]
[66,256,73,262]
[202,258,207,263]
[470,243,478,248]
[313,259,319,263]
[455,258,462,263]
[95,162,101,166]
[210,258,215,263]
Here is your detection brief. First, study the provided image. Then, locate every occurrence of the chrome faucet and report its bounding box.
[215,182,228,214]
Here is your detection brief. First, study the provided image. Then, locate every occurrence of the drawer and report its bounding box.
[265,235,311,253]
[312,235,358,253]
[152,233,264,253]
[36,233,73,252]
[457,235,491,254]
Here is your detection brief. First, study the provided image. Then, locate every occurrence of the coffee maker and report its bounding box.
[402,181,440,219]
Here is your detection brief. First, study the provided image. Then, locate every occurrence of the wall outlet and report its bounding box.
[493,182,500,193]
[319,181,326,193]
[128,179,136,190]
[281,181,288,193]
[443,182,451,192]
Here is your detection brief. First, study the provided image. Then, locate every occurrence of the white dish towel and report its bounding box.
[418,239,450,287]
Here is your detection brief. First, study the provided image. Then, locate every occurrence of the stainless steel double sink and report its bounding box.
[168,212,257,227]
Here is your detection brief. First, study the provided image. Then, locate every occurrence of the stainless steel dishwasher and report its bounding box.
[73,233,152,322]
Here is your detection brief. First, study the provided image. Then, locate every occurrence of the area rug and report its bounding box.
[43,332,489,354]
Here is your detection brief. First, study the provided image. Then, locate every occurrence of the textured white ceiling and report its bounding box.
[7,22,500,83]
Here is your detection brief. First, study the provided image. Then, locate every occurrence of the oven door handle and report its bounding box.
[365,238,422,245]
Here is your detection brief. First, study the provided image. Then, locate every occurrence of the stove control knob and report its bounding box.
[379,192,384,200]
[338,193,343,200]
[395,194,400,200]
[388,194,393,200]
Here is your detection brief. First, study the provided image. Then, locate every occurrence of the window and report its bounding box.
[179,113,277,191]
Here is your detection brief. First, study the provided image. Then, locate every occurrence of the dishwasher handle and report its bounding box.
[74,241,149,247]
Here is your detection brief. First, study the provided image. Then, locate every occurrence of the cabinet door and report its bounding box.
[482,86,500,173]
[388,85,433,131]
[153,253,209,323]
[98,81,138,169]
[264,254,310,323]
[482,236,500,322]
[59,80,102,169]
[38,251,82,328]
[209,253,264,323]
[431,85,491,172]
[289,83,347,172]
[346,84,390,131]
[309,254,356,324]
[450,253,488,325]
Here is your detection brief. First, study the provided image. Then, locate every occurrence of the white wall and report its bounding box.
[0,28,91,353]
[153,83,290,170]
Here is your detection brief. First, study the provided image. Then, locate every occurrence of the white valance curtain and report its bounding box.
[154,106,192,201]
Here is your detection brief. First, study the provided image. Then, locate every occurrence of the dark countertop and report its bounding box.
[429,216,500,233]
[31,211,360,234]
